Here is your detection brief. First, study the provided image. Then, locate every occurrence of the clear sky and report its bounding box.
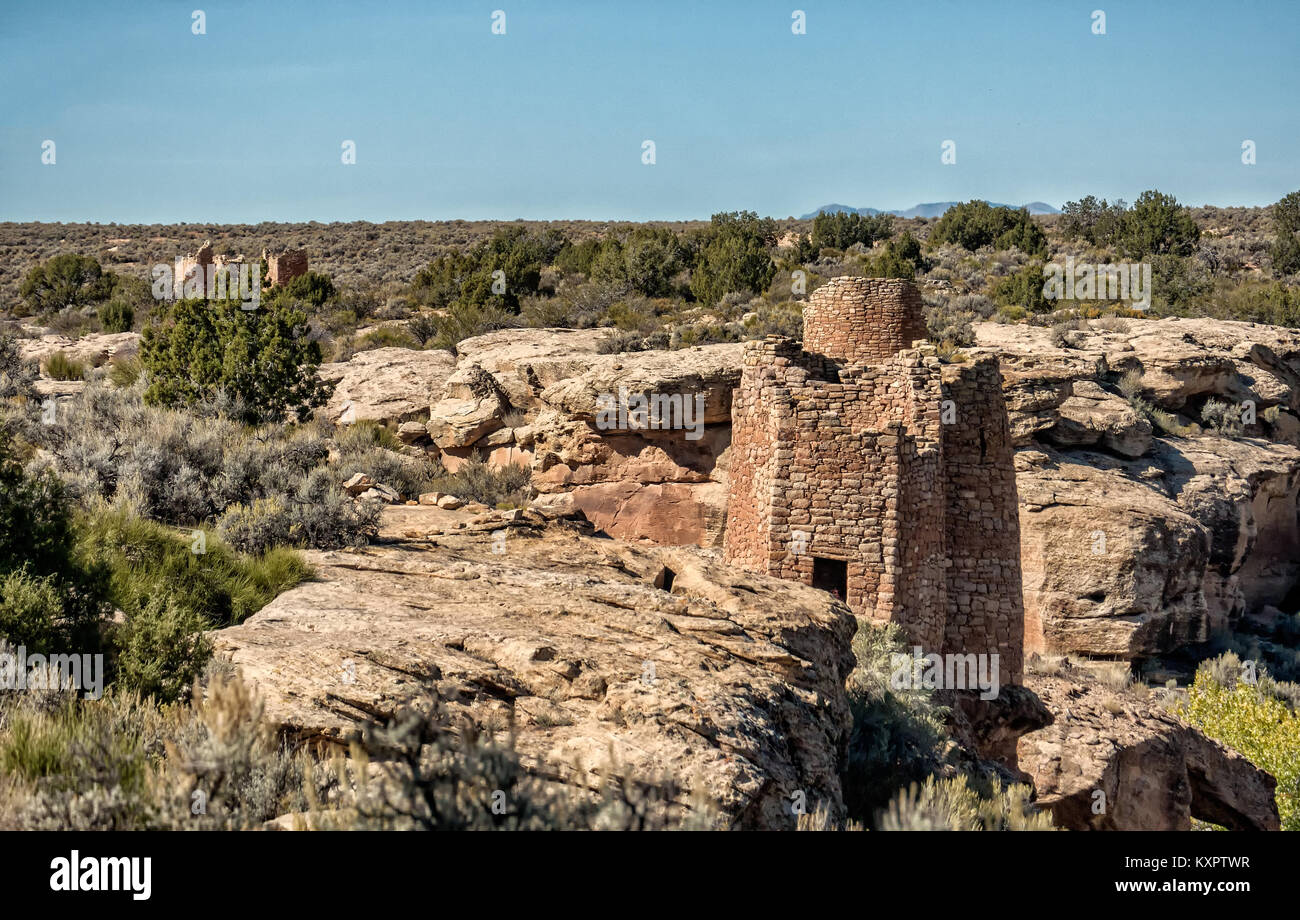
[1,0,1297,222]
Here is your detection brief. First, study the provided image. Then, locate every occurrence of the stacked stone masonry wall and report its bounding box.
[802,277,929,366]
[724,277,1024,688]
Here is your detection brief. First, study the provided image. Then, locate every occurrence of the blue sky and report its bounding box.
[1,0,1297,222]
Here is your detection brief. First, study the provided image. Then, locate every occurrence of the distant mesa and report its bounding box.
[801,201,1060,220]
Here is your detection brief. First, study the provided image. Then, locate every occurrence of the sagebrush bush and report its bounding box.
[428,458,532,508]
[878,775,1053,831]
[217,467,381,555]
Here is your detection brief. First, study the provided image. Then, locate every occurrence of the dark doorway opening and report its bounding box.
[654,566,676,593]
[812,557,848,601]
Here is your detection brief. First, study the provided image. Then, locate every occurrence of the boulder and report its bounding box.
[342,473,373,496]
[426,365,509,448]
[1044,380,1152,458]
[1019,665,1280,831]
[319,347,456,426]
[396,421,429,444]
[210,510,857,830]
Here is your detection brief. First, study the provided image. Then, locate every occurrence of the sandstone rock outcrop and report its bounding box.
[314,315,1300,665]
[426,364,511,448]
[20,332,140,370]
[211,506,857,830]
[1018,663,1280,831]
[319,347,456,426]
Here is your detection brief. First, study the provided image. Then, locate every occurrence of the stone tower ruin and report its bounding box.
[262,247,309,287]
[724,277,1025,686]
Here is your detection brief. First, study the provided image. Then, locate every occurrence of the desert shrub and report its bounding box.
[863,232,926,279]
[336,418,403,453]
[428,458,532,508]
[75,508,309,630]
[1177,655,1300,831]
[878,775,1053,831]
[930,201,1047,255]
[924,295,975,349]
[357,325,419,351]
[411,227,564,315]
[1059,196,1128,248]
[407,312,439,346]
[279,271,337,308]
[141,296,332,425]
[107,355,143,387]
[0,676,331,830]
[1272,233,1300,276]
[811,211,894,251]
[0,570,68,656]
[42,351,84,381]
[97,299,134,333]
[428,301,520,351]
[113,596,212,702]
[217,468,382,555]
[1119,189,1201,259]
[688,212,777,307]
[1150,254,1212,312]
[592,226,689,298]
[842,621,950,825]
[1201,399,1244,436]
[335,424,441,498]
[1050,320,1081,348]
[0,334,37,402]
[1091,315,1130,333]
[742,301,803,339]
[991,261,1051,313]
[596,330,669,354]
[0,437,108,654]
[20,254,113,315]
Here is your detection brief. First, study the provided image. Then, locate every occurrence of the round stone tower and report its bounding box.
[802,277,928,366]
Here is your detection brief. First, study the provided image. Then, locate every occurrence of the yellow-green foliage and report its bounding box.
[1177,669,1300,830]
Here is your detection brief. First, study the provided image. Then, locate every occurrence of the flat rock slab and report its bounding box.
[211,510,857,829]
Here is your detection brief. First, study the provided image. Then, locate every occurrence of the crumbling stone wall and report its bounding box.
[725,277,1023,687]
[263,247,309,287]
[940,358,1025,684]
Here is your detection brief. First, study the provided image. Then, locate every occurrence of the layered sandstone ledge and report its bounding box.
[212,506,857,830]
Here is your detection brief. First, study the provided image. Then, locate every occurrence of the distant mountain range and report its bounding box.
[800,201,1060,220]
